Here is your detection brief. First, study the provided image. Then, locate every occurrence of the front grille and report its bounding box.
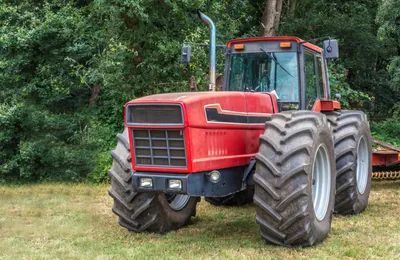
[127,105,183,125]
[132,129,187,167]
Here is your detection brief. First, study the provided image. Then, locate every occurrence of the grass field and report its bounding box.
[1,181,399,259]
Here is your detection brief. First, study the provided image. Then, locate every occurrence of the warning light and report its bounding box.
[280,42,292,48]
[234,44,245,50]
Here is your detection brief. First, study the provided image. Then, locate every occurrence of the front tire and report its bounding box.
[254,111,336,246]
[108,128,199,233]
[326,111,372,214]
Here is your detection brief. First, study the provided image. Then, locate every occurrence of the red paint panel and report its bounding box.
[244,92,274,114]
[244,92,272,154]
[269,94,279,113]
[189,127,252,172]
[247,129,265,154]
[372,153,400,167]
[125,91,278,174]
[313,99,341,112]
[372,154,386,166]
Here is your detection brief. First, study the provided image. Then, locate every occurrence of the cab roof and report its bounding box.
[227,36,322,53]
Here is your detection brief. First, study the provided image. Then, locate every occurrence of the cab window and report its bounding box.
[304,50,325,109]
[228,52,300,110]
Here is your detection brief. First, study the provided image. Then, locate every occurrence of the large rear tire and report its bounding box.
[325,111,372,214]
[254,111,336,246]
[205,187,254,206]
[108,128,199,233]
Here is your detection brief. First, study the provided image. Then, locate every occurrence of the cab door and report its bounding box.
[303,49,327,110]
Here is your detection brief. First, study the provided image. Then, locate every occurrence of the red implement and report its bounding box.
[372,139,400,179]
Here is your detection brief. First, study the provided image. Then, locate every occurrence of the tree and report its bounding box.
[1,0,399,182]
[260,0,283,36]
[0,0,262,182]
[376,0,400,91]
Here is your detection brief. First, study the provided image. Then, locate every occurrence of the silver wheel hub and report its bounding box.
[165,194,190,211]
[356,136,369,194]
[312,144,331,221]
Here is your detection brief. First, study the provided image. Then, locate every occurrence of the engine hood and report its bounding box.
[125,91,277,128]
[130,92,237,103]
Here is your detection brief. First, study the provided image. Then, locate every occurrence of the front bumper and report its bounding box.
[132,166,250,197]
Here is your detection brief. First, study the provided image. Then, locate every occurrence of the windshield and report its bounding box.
[228,52,299,103]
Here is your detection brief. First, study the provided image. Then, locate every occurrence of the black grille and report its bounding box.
[127,105,183,125]
[132,129,187,167]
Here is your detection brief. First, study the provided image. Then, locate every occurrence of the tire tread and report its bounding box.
[109,129,198,233]
[325,110,371,214]
[255,111,334,246]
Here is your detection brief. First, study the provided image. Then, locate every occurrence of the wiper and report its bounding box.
[260,47,293,78]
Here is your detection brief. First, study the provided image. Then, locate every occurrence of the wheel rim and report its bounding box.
[312,144,331,221]
[357,136,369,194]
[165,194,190,211]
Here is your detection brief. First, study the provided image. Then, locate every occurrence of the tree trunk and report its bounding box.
[189,76,197,92]
[274,0,283,33]
[89,85,100,106]
[260,0,276,36]
[260,0,283,36]
[289,0,298,18]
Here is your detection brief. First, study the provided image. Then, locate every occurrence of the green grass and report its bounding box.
[1,181,400,259]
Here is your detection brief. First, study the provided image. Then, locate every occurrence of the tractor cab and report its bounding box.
[223,37,338,111]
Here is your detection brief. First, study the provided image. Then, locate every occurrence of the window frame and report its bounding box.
[302,47,327,110]
[315,54,327,99]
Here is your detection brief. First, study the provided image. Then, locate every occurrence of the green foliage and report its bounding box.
[387,56,400,91]
[376,0,400,42]
[0,1,107,182]
[392,103,400,120]
[328,63,372,111]
[376,0,400,92]
[0,103,114,182]
[279,0,398,115]
[0,0,262,182]
[371,119,400,147]
[375,0,400,112]
[370,102,400,147]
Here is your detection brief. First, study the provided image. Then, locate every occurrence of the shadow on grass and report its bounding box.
[104,203,263,249]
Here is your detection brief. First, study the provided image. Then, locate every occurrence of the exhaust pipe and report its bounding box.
[198,11,216,91]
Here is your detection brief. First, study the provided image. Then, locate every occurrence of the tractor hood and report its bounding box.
[125,91,277,128]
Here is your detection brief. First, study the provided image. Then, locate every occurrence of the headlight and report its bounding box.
[168,179,182,190]
[209,170,221,183]
[139,177,153,188]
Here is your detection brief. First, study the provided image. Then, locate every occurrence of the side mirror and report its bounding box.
[181,46,191,64]
[323,39,339,59]
[334,93,341,100]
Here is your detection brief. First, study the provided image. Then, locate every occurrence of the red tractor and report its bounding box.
[108,12,372,246]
